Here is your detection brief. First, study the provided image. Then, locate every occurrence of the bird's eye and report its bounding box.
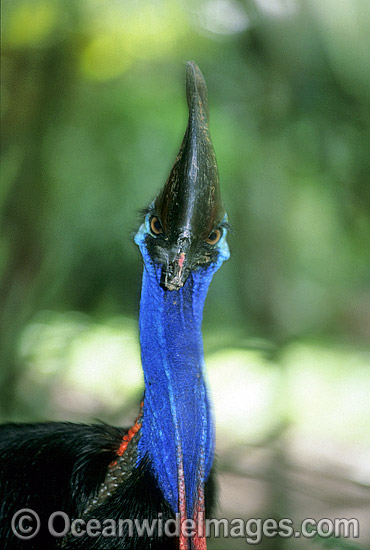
[206,228,222,245]
[150,216,163,236]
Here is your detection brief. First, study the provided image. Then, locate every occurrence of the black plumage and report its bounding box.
[0,423,216,548]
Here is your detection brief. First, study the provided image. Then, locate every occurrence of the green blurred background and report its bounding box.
[1,0,370,548]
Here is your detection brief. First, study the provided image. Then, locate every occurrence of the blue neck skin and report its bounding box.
[134,217,229,517]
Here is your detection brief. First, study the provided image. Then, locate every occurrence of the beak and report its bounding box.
[161,235,192,291]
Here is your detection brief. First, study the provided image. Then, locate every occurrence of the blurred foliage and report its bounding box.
[1,0,370,447]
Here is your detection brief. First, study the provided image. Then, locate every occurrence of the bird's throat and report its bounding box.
[135,239,223,546]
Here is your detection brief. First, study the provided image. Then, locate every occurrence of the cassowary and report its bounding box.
[0,61,230,549]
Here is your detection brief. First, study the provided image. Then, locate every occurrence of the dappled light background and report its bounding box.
[1,0,370,548]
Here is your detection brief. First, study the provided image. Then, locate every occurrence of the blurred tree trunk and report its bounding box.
[0,44,74,418]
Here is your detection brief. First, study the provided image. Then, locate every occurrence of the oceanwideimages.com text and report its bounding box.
[11,509,360,545]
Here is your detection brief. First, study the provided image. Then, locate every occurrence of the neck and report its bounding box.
[137,253,215,517]
[134,224,229,548]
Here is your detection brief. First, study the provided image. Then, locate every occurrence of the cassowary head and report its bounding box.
[139,61,229,291]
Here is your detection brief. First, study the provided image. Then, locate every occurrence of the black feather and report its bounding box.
[0,423,216,549]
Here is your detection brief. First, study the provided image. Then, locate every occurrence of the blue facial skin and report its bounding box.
[134,213,229,516]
